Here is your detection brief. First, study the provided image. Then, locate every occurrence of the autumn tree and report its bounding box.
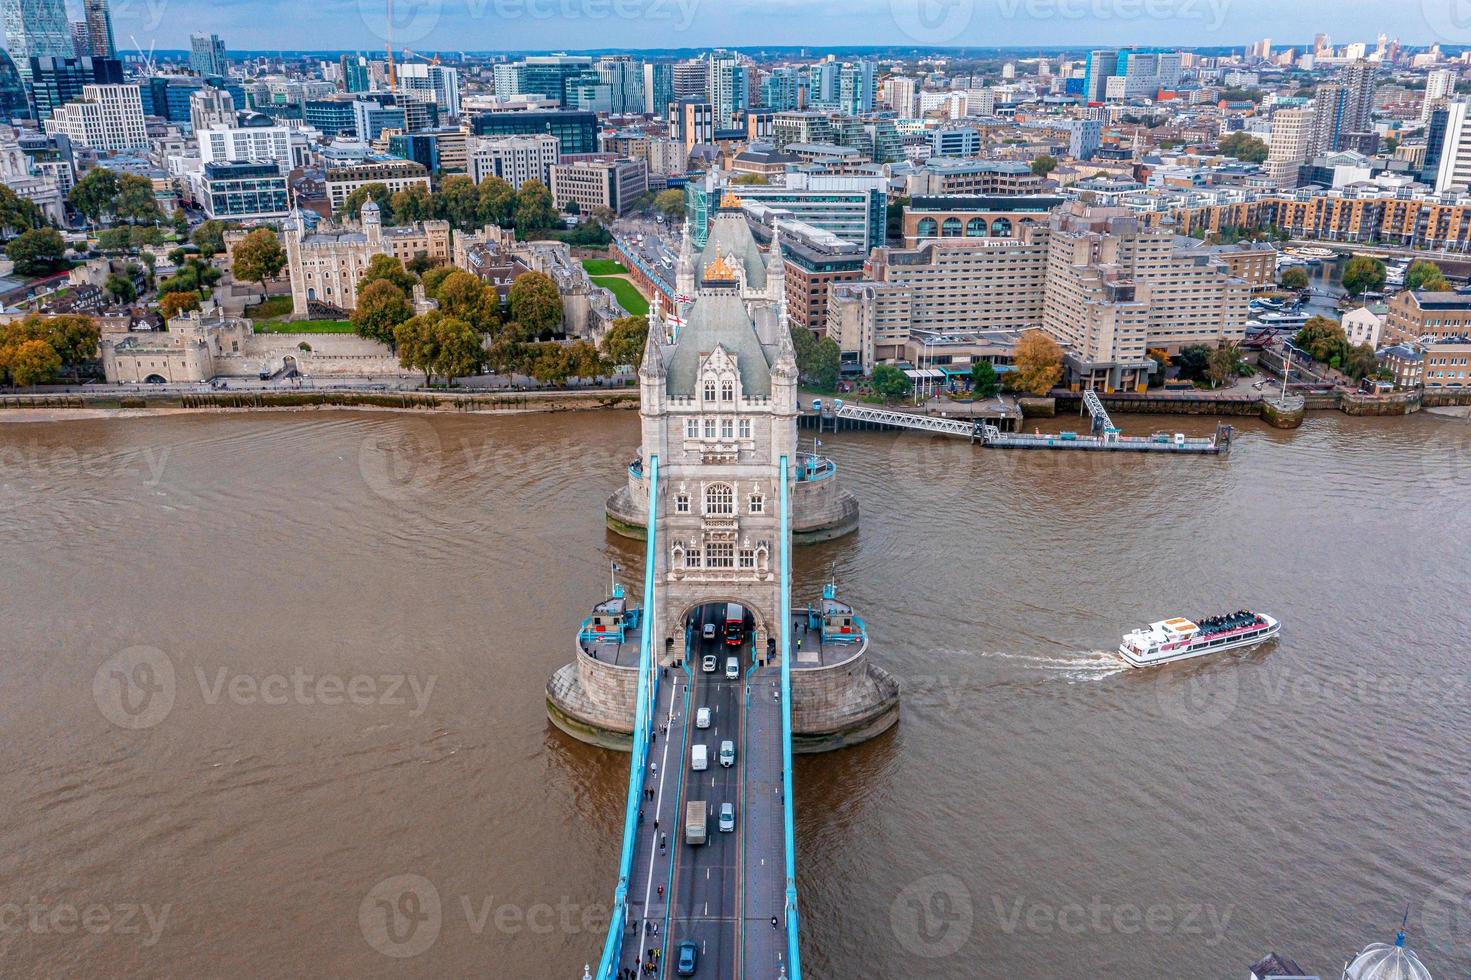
[159,291,201,319]
[231,227,285,297]
[1009,329,1064,395]
[390,184,433,223]
[507,270,562,338]
[601,314,649,369]
[419,264,457,298]
[394,311,486,386]
[1405,260,1449,292]
[434,270,500,333]
[1206,342,1242,388]
[3,338,61,385]
[351,280,414,349]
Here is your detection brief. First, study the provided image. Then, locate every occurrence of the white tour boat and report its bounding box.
[1118,611,1280,667]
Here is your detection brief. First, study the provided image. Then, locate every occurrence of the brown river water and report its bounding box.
[0,408,1468,979]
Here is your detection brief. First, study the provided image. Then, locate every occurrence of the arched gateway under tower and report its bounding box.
[547,205,897,753]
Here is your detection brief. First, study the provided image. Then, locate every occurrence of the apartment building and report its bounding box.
[468,133,559,189]
[904,159,1046,196]
[1384,290,1471,343]
[549,157,647,215]
[777,222,868,340]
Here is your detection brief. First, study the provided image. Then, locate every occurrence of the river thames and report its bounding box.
[0,407,1467,978]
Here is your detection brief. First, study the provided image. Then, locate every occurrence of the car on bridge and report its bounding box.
[676,940,698,975]
[724,657,739,680]
[719,740,735,768]
[696,707,711,729]
[719,802,735,832]
[701,654,717,673]
[702,622,716,641]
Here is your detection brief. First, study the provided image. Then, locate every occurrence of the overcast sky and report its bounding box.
[104,0,1464,54]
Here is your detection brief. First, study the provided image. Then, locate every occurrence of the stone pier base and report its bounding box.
[1261,399,1306,429]
[547,651,899,754]
[606,484,860,545]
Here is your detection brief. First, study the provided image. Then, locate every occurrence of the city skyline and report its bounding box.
[42,0,1466,55]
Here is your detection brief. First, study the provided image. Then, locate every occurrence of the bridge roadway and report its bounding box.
[616,610,788,979]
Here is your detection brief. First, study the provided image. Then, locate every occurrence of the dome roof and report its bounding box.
[1345,934,1432,980]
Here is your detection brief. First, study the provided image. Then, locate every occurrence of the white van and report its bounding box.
[724,657,739,680]
[691,744,708,771]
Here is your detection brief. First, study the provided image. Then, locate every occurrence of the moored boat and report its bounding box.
[1118,611,1279,667]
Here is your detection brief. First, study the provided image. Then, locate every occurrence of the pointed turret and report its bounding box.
[675,219,696,299]
[767,223,788,322]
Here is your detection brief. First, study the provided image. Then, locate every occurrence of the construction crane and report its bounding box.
[399,49,441,66]
[128,34,157,75]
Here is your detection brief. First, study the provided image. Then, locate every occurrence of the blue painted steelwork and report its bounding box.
[778,455,803,979]
[793,452,836,483]
[596,454,660,980]
[578,584,642,645]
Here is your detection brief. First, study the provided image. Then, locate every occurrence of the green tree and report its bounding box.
[477,176,516,227]
[390,184,433,223]
[807,337,841,392]
[731,173,769,185]
[191,219,229,256]
[871,363,910,402]
[420,264,457,298]
[1280,267,1309,291]
[67,168,120,227]
[1218,131,1270,163]
[1341,343,1380,380]
[601,314,648,369]
[1009,329,1065,395]
[1030,154,1059,177]
[114,174,163,225]
[971,360,1000,397]
[96,227,134,253]
[434,174,482,230]
[653,188,685,221]
[105,273,137,305]
[406,252,439,276]
[1294,316,1352,367]
[159,291,201,319]
[1405,260,1446,292]
[514,179,558,234]
[358,253,418,294]
[429,314,486,384]
[507,270,561,338]
[394,313,441,386]
[171,208,189,238]
[341,182,394,221]
[788,322,819,377]
[6,228,66,275]
[350,279,414,349]
[1342,255,1386,298]
[38,314,99,378]
[1206,342,1242,388]
[231,227,286,297]
[0,184,44,236]
[1175,344,1211,381]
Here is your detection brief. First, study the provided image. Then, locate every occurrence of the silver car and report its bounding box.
[719,802,735,832]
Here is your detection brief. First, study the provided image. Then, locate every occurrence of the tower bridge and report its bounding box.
[548,200,898,979]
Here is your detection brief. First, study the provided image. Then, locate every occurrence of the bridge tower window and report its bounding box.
[748,493,764,514]
[721,378,734,401]
[704,379,717,401]
[704,483,735,516]
[675,492,690,514]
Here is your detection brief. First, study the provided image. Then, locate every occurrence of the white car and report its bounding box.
[696,707,711,729]
[701,654,717,673]
[718,740,735,768]
[719,803,735,832]
[702,623,717,641]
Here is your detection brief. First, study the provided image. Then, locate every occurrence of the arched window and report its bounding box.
[917,217,938,238]
[720,378,734,401]
[704,379,717,401]
[704,483,734,516]
[966,218,985,237]
[941,217,962,237]
[991,218,1013,237]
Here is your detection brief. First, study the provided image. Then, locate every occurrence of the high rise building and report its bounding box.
[468,133,559,189]
[28,53,120,119]
[1309,82,1347,156]
[761,67,800,113]
[1423,100,1471,193]
[886,76,917,119]
[642,61,673,116]
[82,0,113,57]
[1423,68,1456,123]
[1266,107,1314,186]
[1083,50,1118,103]
[671,58,706,101]
[340,55,371,94]
[68,21,87,58]
[595,56,643,115]
[189,33,227,77]
[1338,60,1378,136]
[3,0,71,80]
[836,60,876,115]
[706,50,747,128]
[397,62,460,118]
[188,85,235,133]
[42,82,145,149]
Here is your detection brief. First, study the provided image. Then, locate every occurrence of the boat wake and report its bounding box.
[978,649,1129,683]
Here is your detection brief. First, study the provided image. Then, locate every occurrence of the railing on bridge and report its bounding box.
[778,455,803,980]
[833,401,1001,442]
[595,455,660,980]
[1082,389,1120,441]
